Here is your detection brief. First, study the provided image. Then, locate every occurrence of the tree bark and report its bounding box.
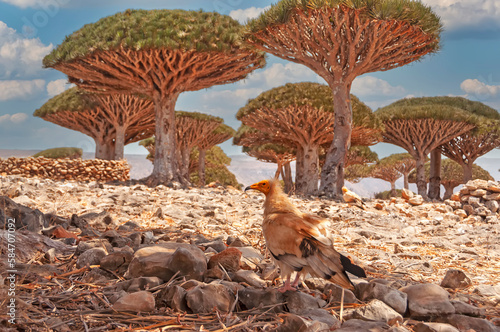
[147,93,186,186]
[415,155,428,198]
[114,125,125,160]
[95,138,113,160]
[390,181,397,197]
[179,147,190,181]
[403,172,410,190]
[295,147,304,192]
[283,162,293,194]
[463,163,473,183]
[296,144,319,195]
[428,149,441,200]
[198,148,206,187]
[320,84,352,197]
[443,184,455,200]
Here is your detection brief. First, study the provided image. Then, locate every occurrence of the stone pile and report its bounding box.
[0,157,129,182]
[0,175,499,331]
[445,179,500,223]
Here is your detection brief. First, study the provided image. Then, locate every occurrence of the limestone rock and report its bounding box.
[336,319,390,332]
[112,291,155,312]
[76,248,107,268]
[414,322,459,332]
[276,313,331,332]
[436,314,498,332]
[207,247,241,272]
[185,283,235,314]
[356,281,407,315]
[324,283,359,304]
[166,246,207,281]
[351,299,403,324]
[284,291,326,314]
[238,288,284,312]
[233,270,266,288]
[158,285,188,312]
[401,283,455,318]
[440,269,472,289]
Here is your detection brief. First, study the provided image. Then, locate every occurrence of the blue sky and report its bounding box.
[0,0,499,160]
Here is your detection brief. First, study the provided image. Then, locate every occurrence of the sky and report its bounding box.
[0,0,499,161]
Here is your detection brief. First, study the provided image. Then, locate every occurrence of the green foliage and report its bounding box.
[348,146,379,163]
[34,87,96,117]
[408,159,493,183]
[247,0,442,43]
[382,96,500,120]
[176,111,223,123]
[345,164,372,183]
[377,153,413,167]
[44,9,265,67]
[139,137,155,148]
[374,189,402,199]
[190,146,240,188]
[376,102,479,125]
[237,82,381,129]
[33,147,83,159]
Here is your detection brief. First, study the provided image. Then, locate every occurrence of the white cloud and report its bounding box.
[47,79,72,96]
[0,79,45,101]
[0,112,29,124]
[0,0,68,9]
[201,88,263,113]
[422,0,500,31]
[351,76,406,97]
[240,62,322,90]
[0,21,53,78]
[460,79,500,98]
[229,6,270,24]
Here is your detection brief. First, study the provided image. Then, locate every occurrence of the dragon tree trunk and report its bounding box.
[463,163,473,183]
[95,138,113,160]
[415,155,428,198]
[297,144,319,195]
[180,147,190,182]
[147,93,185,186]
[443,183,455,200]
[283,162,293,194]
[320,84,352,197]
[390,181,397,197]
[114,125,125,160]
[198,148,206,187]
[295,147,304,191]
[403,172,410,190]
[428,149,441,200]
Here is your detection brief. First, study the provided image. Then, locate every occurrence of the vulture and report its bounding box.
[245,179,366,292]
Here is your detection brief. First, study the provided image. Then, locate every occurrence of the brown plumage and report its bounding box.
[245,179,365,291]
[342,186,366,210]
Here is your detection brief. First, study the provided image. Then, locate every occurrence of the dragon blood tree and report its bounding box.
[343,146,378,184]
[34,87,154,160]
[247,0,441,196]
[248,143,296,193]
[175,112,223,181]
[138,112,233,185]
[409,159,493,200]
[376,99,478,198]
[369,154,416,197]
[428,97,500,183]
[43,9,265,186]
[197,124,235,187]
[237,82,379,195]
[234,125,296,193]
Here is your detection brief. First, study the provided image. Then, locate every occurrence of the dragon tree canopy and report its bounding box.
[247,0,442,81]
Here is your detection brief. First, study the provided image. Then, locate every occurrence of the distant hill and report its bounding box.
[1,149,498,197]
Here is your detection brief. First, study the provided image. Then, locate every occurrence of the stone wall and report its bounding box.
[0,157,129,182]
[445,179,500,223]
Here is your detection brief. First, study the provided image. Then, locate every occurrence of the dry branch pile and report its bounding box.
[0,157,129,182]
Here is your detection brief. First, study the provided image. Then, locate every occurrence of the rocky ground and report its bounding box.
[0,175,499,331]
